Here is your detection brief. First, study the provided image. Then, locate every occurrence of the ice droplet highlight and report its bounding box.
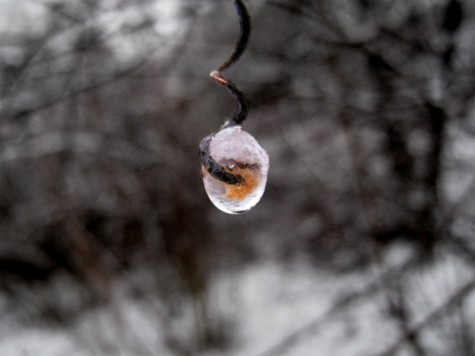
[201,126,269,214]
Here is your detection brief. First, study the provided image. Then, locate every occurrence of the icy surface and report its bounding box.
[202,126,269,214]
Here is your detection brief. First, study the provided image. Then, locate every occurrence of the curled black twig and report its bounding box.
[209,71,249,127]
[216,0,251,73]
[210,0,251,127]
[200,0,252,184]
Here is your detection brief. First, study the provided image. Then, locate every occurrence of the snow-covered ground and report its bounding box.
[1,243,473,356]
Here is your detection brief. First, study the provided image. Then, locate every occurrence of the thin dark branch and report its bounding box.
[255,259,416,356]
[267,1,316,21]
[268,0,346,38]
[445,233,475,269]
[375,278,475,356]
[210,0,251,127]
[6,51,156,119]
[385,279,428,356]
[217,0,251,72]
[209,71,249,127]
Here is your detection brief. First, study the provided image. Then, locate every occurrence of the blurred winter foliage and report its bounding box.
[1,0,475,355]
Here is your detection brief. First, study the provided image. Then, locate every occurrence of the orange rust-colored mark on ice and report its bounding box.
[224,167,260,201]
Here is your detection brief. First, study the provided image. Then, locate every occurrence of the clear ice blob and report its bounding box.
[201,126,269,214]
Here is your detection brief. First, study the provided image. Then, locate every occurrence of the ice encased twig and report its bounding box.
[202,126,269,214]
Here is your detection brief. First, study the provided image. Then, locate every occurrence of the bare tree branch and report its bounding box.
[255,259,416,356]
[4,51,157,119]
[375,278,475,356]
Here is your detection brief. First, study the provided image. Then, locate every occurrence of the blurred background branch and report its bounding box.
[1,0,475,355]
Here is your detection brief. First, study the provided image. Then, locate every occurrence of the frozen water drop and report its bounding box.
[201,126,269,214]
